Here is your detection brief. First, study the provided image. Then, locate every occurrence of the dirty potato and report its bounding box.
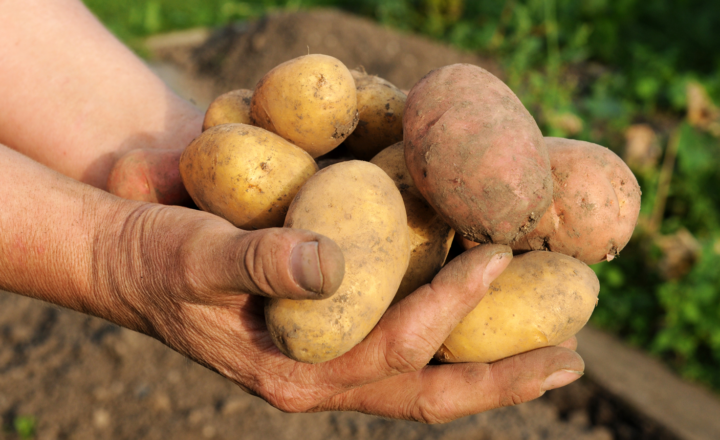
[512,137,642,264]
[179,123,317,230]
[345,69,406,160]
[266,160,410,363]
[436,251,599,363]
[202,89,253,131]
[251,54,358,158]
[404,63,552,245]
[371,142,454,304]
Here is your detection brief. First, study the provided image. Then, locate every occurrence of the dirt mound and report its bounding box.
[183,9,500,93]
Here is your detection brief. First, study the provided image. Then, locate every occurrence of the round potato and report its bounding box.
[404,64,552,245]
[251,54,358,158]
[202,89,253,131]
[266,160,410,363]
[371,142,454,304]
[512,137,642,264]
[179,123,317,230]
[436,251,599,363]
[345,70,406,160]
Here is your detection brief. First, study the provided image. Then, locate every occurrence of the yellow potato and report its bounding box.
[251,54,358,158]
[436,251,599,363]
[179,123,317,230]
[202,89,253,131]
[345,70,406,160]
[266,160,410,363]
[370,142,454,304]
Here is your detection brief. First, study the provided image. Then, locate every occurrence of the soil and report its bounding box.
[1,291,664,440]
[155,9,501,95]
[1,9,680,440]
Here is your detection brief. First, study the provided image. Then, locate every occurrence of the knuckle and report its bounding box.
[378,331,433,375]
[409,394,455,424]
[241,231,277,296]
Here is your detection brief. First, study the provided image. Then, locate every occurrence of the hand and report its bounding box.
[107,148,192,206]
[97,203,584,423]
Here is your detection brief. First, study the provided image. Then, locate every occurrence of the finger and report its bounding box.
[308,244,512,393]
[318,346,584,423]
[183,224,345,301]
[557,336,578,351]
[107,148,190,206]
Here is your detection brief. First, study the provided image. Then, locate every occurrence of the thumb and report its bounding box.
[184,226,345,301]
[107,148,191,206]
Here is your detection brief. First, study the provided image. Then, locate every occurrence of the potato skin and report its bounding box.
[404,64,552,245]
[179,124,317,230]
[437,251,599,363]
[202,89,253,131]
[512,137,642,264]
[345,70,406,160]
[370,142,454,304]
[266,161,410,363]
[250,54,359,158]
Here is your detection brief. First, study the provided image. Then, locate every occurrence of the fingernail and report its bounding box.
[542,369,583,391]
[482,252,512,288]
[291,241,323,293]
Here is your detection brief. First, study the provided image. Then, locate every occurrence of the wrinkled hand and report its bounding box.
[97,202,584,423]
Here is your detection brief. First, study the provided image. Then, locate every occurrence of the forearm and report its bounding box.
[0,0,202,189]
[0,144,143,329]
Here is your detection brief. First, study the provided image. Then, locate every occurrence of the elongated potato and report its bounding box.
[512,138,642,264]
[202,89,253,131]
[266,161,410,363]
[404,64,552,245]
[345,70,406,160]
[179,124,317,230]
[251,54,358,158]
[436,251,599,363]
[371,142,454,304]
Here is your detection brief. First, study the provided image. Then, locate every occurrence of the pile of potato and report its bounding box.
[179,54,641,364]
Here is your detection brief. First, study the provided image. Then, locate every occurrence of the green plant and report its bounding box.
[13,416,36,440]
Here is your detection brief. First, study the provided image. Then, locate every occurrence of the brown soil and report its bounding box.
[0,291,615,440]
[2,9,679,440]
[157,9,501,94]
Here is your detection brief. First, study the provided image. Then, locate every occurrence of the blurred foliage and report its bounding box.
[13,416,36,440]
[83,0,720,390]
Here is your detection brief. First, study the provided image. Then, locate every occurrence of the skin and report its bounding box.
[0,0,584,421]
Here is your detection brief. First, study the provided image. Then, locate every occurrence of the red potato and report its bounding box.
[403,64,552,245]
[107,149,190,205]
[512,137,642,264]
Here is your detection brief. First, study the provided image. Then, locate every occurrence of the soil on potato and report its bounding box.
[2,10,678,440]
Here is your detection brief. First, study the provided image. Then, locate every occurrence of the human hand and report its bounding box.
[106,148,192,206]
[96,202,584,423]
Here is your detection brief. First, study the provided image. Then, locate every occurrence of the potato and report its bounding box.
[179,124,317,230]
[344,70,406,160]
[250,54,358,158]
[404,64,552,245]
[266,160,410,363]
[202,89,253,131]
[512,137,642,264]
[436,251,599,363]
[370,142,454,304]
